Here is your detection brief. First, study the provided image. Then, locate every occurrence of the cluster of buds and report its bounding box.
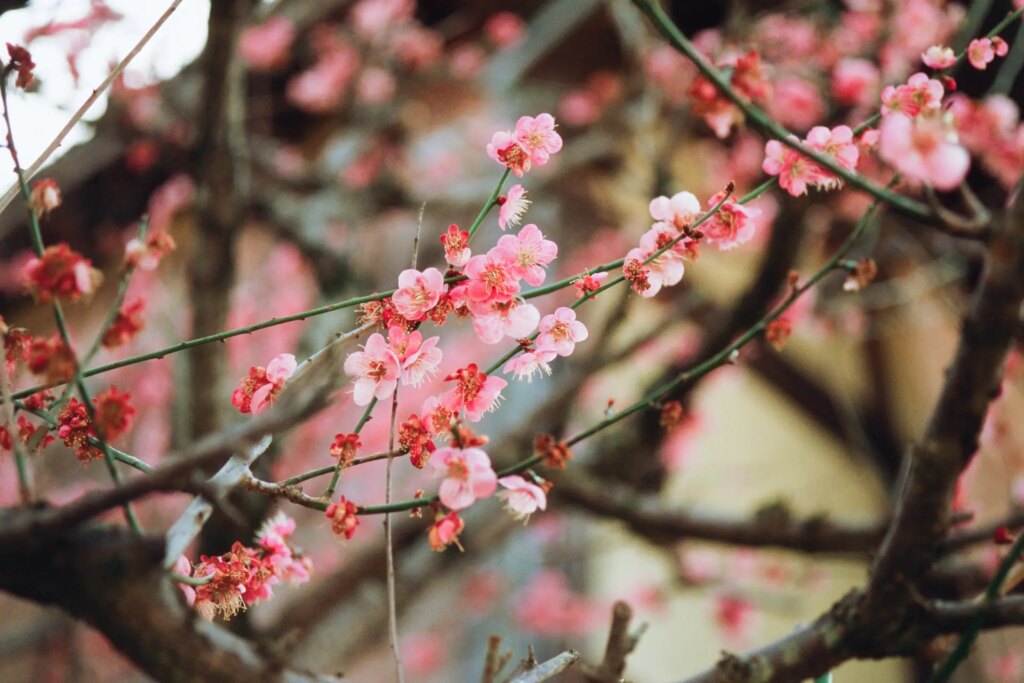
[534,433,572,469]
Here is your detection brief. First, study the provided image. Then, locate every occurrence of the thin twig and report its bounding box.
[929,531,1024,681]
[384,383,404,683]
[0,345,33,501]
[509,650,580,683]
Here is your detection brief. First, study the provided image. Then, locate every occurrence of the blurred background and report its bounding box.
[1,1,1023,681]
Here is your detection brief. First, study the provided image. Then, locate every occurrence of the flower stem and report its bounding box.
[322,397,378,500]
[467,168,511,241]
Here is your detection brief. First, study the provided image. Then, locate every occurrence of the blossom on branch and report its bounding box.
[231,353,297,414]
[428,510,465,551]
[878,111,969,190]
[494,223,557,286]
[387,325,442,386]
[922,45,955,69]
[392,267,445,322]
[498,184,530,230]
[325,497,360,539]
[442,364,506,422]
[497,475,547,522]
[343,333,400,405]
[432,446,498,510]
[536,307,588,357]
[968,36,1008,71]
[23,243,101,303]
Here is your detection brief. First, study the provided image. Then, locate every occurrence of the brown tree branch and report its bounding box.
[868,202,1024,596]
[509,650,581,683]
[674,201,1024,682]
[583,601,646,683]
[552,468,885,554]
[0,517,339,683]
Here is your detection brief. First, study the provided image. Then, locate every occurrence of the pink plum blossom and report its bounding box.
[494,223,558,286]
[703,191,760,250]
[420,394,458,436]
[498,184,530,230]
[536,307,588,357]
[231,353,297,415]
[343,333,400,405]
[443,364,507,422]
[468,297,540,344]
[392,267,445,321]
[573,271,608,298]
[502,349,555,382]
[286,44,360,113]
[515,114,563,167]
[432,446,498,510]
[250,353,296,414]
[649,191,701,232]
[559,90,601,127]
[803,125,859,190]
[387,326,442,387]
[714,594,756,646]
[968,37,1008,70]
[402,633,446,678]
[441,224,471,268]
[921,45,955,69]
[486,130,531,177]
[355,66,397,104]
[428,511,464,551]
[880,72,944,117]
[623,228,685,298]
[461,250,520,305]
[497,475,547,522]
[878,112,970,190]
[392,25,443,71]
[762,138,821,196]
[256,512,311,584]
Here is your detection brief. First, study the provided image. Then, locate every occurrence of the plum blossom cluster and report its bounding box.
[343,326,442,405]
[231,353,298,414]
[176,513,311,620]
[487,114,563,177]
[877,72,968,190]
[967,36,1009,71]
[54,388,135,464]
[762,126,861,196]
[689,51,771,139]
[622,187,759,298]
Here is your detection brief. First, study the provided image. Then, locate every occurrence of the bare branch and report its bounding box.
[583,601,646,683]
[509,650,581,683]
[0,517,340,683]
[552,469,884,554]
